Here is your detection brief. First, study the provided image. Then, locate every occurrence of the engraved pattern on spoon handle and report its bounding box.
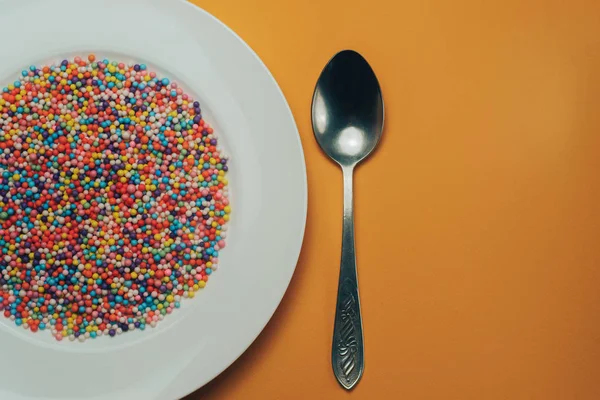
[332,166,364,390]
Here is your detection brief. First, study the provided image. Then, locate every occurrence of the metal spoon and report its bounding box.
[311,50,384,390]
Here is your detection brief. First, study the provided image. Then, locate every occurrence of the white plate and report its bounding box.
[0,0,307,398]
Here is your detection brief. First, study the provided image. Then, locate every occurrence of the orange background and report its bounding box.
[186,0,600,399]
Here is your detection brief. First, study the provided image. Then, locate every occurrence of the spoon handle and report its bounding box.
[332,166,364,390]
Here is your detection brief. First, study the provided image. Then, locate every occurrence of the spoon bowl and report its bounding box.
[312,50,384,166]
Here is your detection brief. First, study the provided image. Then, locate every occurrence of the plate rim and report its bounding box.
[176,0,308,395]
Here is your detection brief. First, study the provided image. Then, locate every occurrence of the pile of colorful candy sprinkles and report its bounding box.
[0,55,230,341]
